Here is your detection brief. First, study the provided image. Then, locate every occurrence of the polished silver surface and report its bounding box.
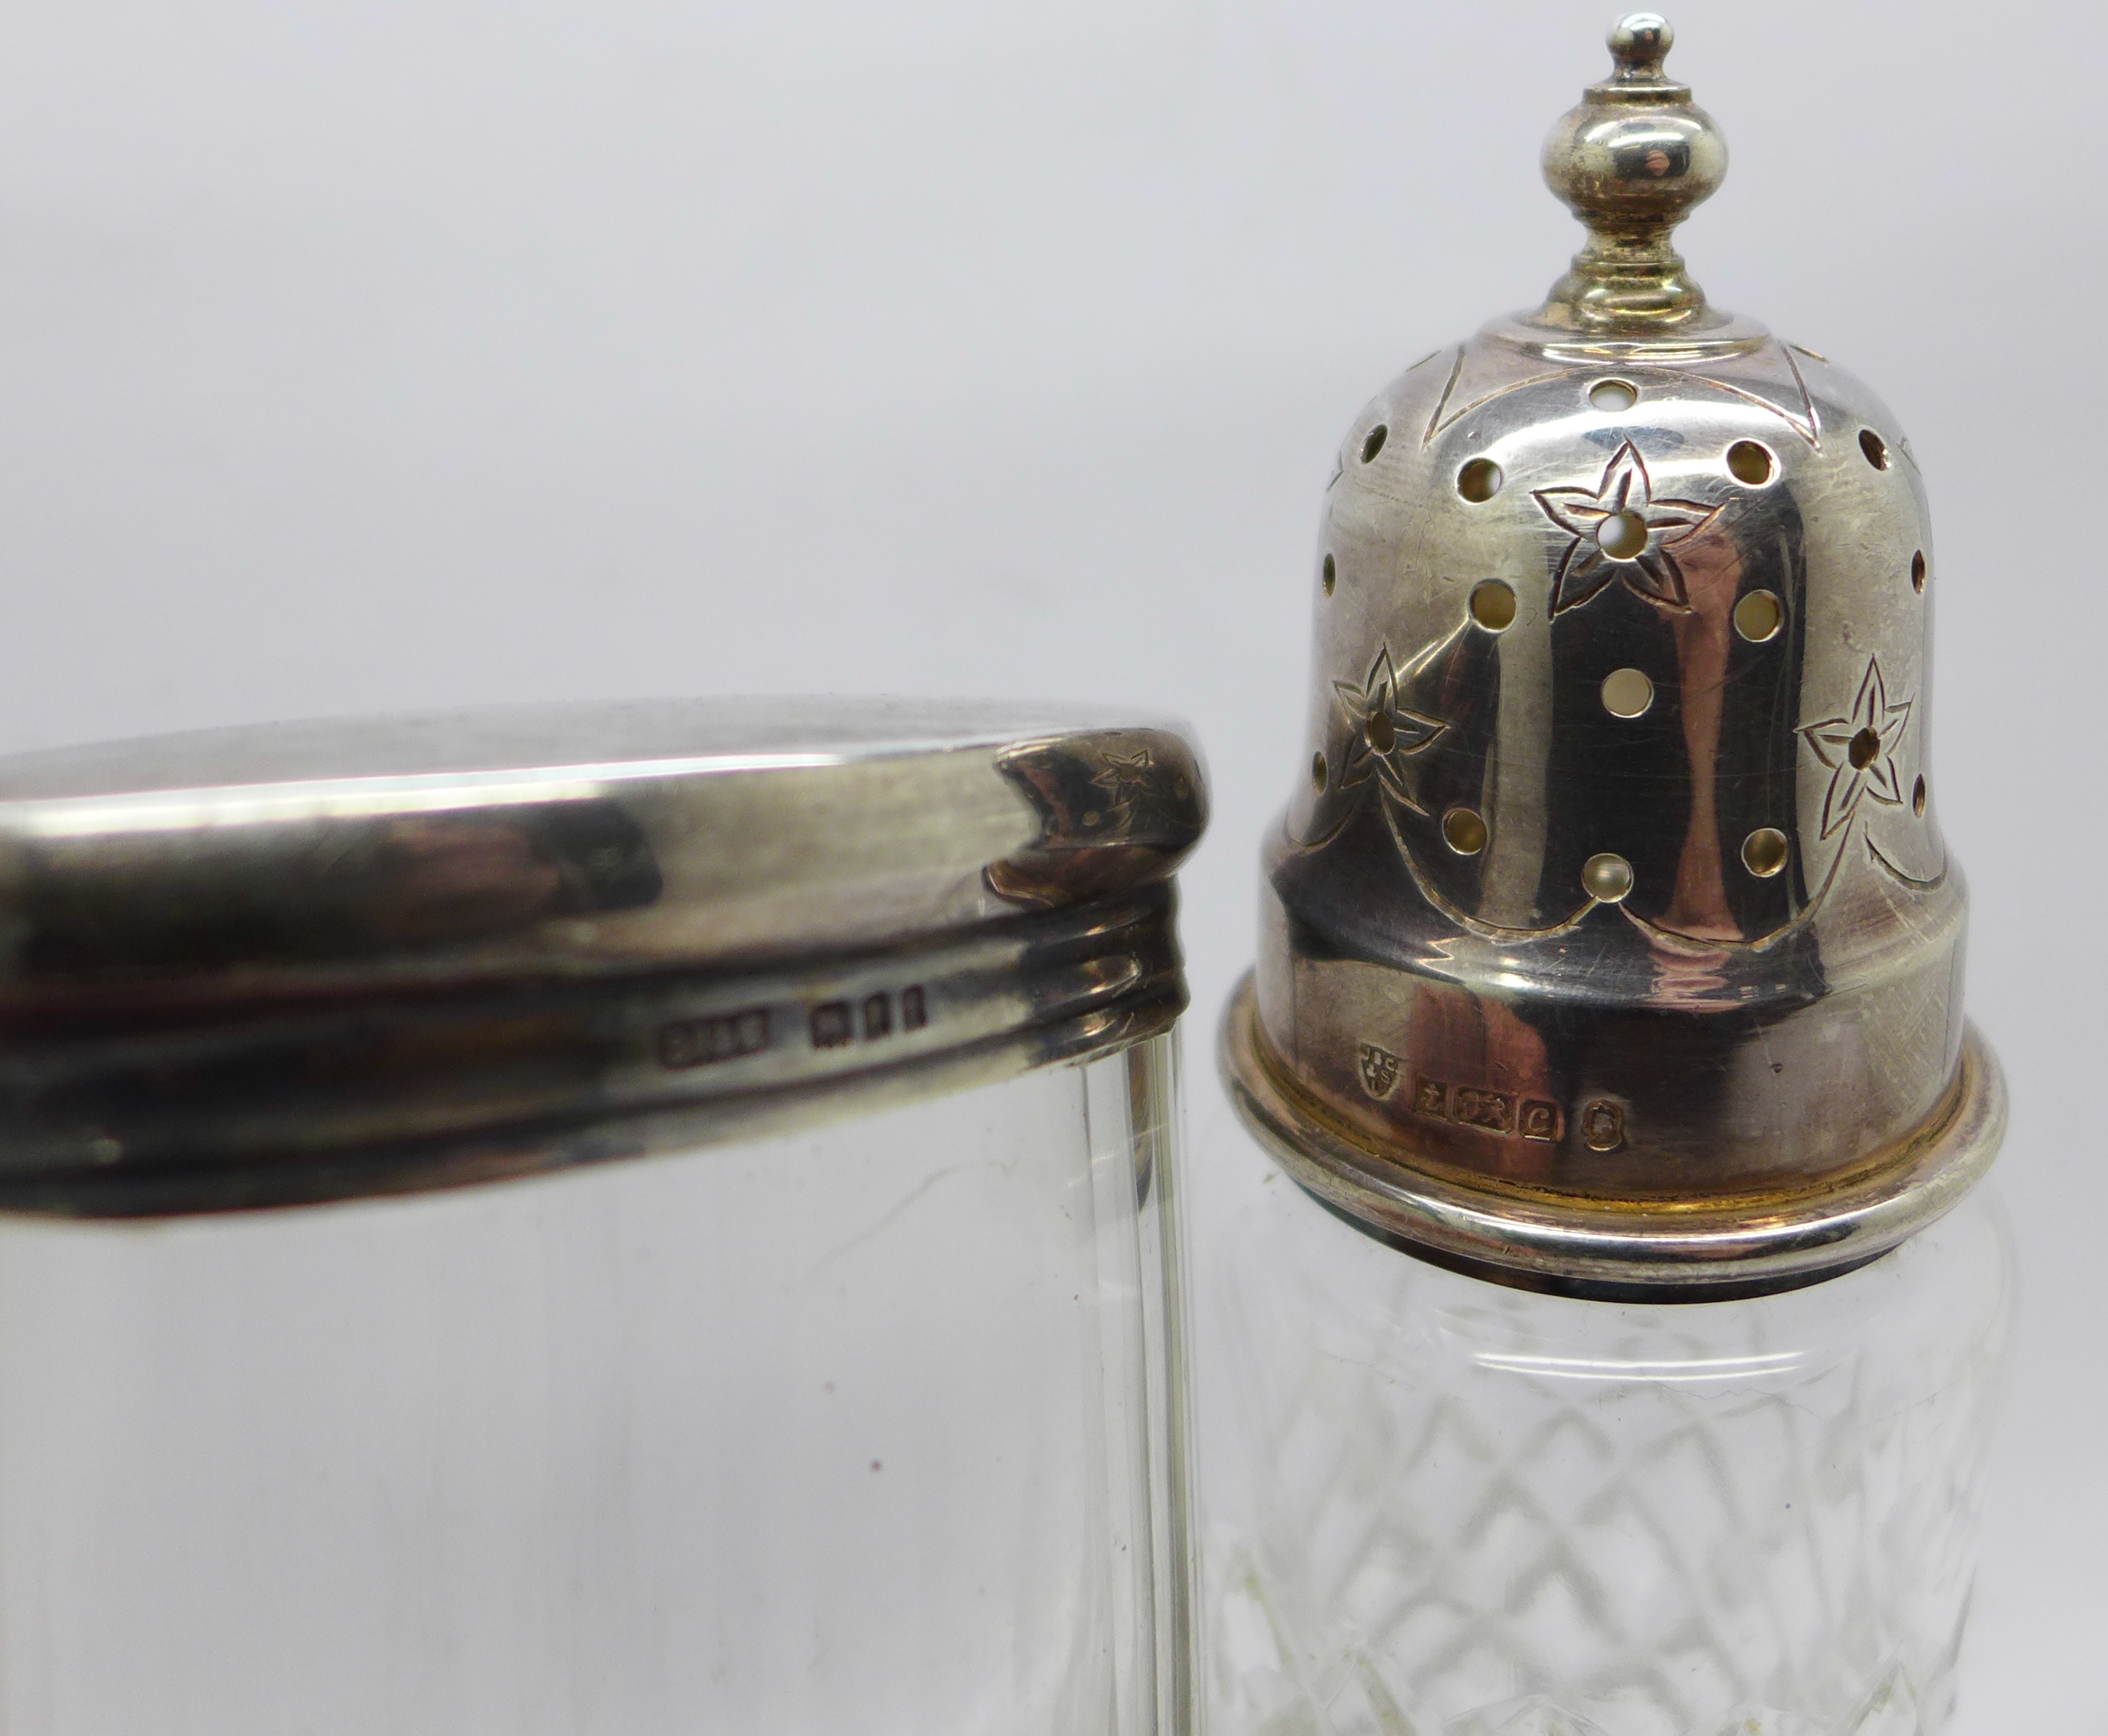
[0,699,1206,1212]
[0,698,1202,992]
[1221,14,2002,1288]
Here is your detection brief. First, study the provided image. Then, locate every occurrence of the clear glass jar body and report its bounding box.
[1204,1166,2012,1736]
[0,1034,1192,1736]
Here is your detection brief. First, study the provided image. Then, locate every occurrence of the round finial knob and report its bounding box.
[1530,14,1729,334]
[1608,12,1673,79]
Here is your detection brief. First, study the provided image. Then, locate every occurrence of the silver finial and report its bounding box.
[1534,13,1728,333]
[1607,12,1673,80]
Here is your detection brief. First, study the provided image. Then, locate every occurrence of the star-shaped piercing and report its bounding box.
[1799,656,1913,839]
[1533,440,1723,615]
[1332,646,1447,814]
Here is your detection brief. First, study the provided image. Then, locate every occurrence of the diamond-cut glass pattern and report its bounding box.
[1204,1185,2009,1736]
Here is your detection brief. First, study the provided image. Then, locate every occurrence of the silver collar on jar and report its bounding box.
[1222,14,2003,1296]
[0,700,1205,1215]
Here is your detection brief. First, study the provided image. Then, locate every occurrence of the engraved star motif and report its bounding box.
[1089,748,1160,824]
[1533,440,1724,616]
[1799,656,1913,838]
[1332,646,1447,814]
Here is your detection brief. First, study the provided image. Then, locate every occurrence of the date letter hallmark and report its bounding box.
[1518,1098,1561,1143]
[1358,1044,1403,1100]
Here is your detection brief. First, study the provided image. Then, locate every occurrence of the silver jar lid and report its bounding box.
[1221,14,2003,1294]
[0,699,1205,1213]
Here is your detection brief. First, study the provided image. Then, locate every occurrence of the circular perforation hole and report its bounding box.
[1848,727,1882,771]
[1727,440,1775,486]
[1600,667,1655,718]
[1311,752,1328,793]
[1911,550,1927,594]
[1583,853,1634,903]
[1361,424,1388,464]
[1442,808,1488,855]
[1589,378,1637,412]
[1470,579,1516,631]
[1859,428,1891,470]
[1741,828,1790,878]
[1733,590,1783,643]
[1595,511,1648,560]
[1322,553,1336,596]
[1457,457,1503,502]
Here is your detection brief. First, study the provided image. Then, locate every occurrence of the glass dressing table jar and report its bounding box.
[0,699,1204,1736]
[1213,16,2010,1734]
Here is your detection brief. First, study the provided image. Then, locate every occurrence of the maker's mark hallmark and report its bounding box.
[1357,1044,1403,1100]
[659,1007,771,1071]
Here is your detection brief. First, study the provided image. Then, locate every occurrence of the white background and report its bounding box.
[0,1,2097,1727]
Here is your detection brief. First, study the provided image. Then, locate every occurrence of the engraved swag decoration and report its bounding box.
[1320,429,1925,941]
